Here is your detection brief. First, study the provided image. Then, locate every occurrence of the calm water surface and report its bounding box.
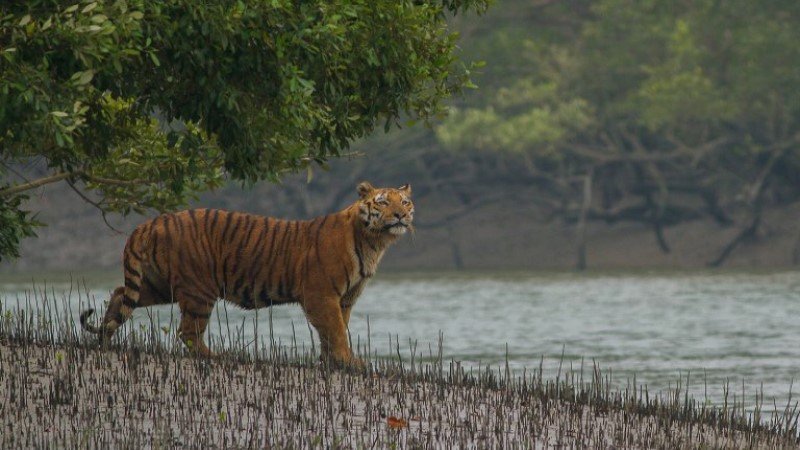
[2,270,798,410]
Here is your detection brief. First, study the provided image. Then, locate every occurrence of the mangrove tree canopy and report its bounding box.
[0,0,489,260]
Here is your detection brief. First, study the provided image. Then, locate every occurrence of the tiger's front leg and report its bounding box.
[175,288,215,357]
[302,296,363,368]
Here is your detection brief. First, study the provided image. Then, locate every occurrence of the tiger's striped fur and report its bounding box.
[80,182,414,366]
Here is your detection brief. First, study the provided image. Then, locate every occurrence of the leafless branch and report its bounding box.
[0,160,33,185]
[83,175,149,187]
[747,133,800,203]
[66,179,124,234]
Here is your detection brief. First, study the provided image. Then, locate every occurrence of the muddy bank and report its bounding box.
[1,336,797,448]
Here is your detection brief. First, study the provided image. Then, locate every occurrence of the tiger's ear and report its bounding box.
[398,184,412,195]
[357,181,375,198]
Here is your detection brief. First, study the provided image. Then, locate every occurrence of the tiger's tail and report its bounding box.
[79,286,127,340]
[78,309,103,334]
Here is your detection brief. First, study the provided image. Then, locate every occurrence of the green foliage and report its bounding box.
[435,0,800,264]
[438,37,594,159]
[0,194,40,262]
[0,0,488,260]
[438,0,800,171]
[83,97,224,215]
[635,68,734,132]
[438,79,593,157]
[576,0,800,146]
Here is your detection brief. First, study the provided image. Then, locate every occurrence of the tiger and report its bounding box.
[80,181,414,367]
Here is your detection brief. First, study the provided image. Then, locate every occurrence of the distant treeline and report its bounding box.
[435,0,800,267]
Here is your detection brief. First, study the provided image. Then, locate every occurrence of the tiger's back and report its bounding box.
[131,209,314,310]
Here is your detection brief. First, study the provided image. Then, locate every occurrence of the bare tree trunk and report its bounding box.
[450,230,465,270]
[576,169,593,271]
[623,129,673,254]
[709,146,787,267]
[653,222,671,253]
[708,202,763,267]
[646,161,671,253]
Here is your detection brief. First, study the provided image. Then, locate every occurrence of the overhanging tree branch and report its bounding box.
[83,175,148,187]
[0,170,155,197]
[0,172,76,197]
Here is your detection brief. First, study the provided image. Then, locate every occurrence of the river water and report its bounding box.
[1,270,798,410]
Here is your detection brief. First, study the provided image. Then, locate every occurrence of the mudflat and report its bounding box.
[1,340,795,449]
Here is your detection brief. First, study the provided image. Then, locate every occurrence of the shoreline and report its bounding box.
[1,335,797,448]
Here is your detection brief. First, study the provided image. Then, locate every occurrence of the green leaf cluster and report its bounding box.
[0,194,40,262]
[438,79,593,158]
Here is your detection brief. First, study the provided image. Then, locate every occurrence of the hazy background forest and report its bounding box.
[4,0,800,272]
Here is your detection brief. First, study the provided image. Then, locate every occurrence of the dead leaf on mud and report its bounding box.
[387,416,408,429]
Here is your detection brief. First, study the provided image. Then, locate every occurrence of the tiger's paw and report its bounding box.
[320,354,367,372]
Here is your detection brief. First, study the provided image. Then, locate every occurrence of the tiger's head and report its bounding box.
[357,182,414,236]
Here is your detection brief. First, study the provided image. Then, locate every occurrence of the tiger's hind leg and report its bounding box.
[175,289,216,357]
[80,263,170,345]
[80,286,126,342]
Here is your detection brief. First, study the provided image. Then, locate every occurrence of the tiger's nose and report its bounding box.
[394,212,404,219]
